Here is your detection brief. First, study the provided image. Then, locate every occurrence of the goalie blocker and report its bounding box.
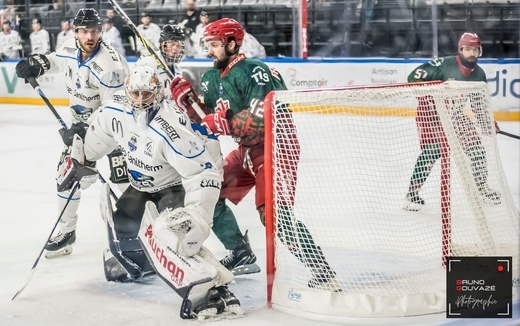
[99,184,245,320]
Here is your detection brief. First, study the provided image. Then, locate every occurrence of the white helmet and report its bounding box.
[124,62,164,129]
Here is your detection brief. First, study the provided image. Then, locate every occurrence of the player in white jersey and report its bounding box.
[137,24,186,97]
[15,8,130,258]
[55,19,74,51]
[55,62,244,320]
[135,12,161,56]
[102,18,125,56]
[0,20,22,59]
[29,18,50,54]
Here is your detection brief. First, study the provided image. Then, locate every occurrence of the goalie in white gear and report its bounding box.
[57,62,243,320]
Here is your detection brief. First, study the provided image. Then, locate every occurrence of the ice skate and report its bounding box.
[192,286,245,321]
[403,191,425,211]
[478,184,501,205]
[308,264,343,292]
[220,230,261,276]
[44,230,76,258]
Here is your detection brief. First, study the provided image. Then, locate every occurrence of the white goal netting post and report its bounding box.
[264,81,519,323]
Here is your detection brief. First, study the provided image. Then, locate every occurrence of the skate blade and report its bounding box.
[44,245,73,259]
[402,200,422,212]
[196,305,246,321]
[231,263,261,276]
[481,196,501,206]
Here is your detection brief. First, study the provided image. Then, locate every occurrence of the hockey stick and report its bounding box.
[26,76,119,202]
[498,130,520,140]
[12,182,81,301]
[106,0,206,119]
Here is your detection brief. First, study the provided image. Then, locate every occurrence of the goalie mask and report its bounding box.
[159,24,186,66]
[124,63,164,130]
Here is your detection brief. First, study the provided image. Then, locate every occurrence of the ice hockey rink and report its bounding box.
[0,104,519,326]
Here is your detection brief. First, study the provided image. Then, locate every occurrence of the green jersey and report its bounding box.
[201,54,287,146]
[408,56,487,83]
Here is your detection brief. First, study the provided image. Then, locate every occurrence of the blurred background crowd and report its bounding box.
[0,0,518,60]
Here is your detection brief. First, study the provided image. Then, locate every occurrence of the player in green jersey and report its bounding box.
[404,32,501,211]
[169,18,341,291]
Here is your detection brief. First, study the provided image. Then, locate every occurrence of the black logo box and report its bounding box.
[446,256,512,318]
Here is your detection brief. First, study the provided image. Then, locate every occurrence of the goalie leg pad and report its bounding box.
[101,184,155,280]
[138,201,239,319]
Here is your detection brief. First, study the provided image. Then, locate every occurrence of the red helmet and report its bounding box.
[203,18,244,46]
[458,32,482,56]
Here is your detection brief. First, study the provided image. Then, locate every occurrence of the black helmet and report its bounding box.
[74,8,102,30]
[159,24,185,44]
[159,24,186,65]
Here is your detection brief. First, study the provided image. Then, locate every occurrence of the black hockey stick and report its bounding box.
[498,130,520,140]
[12,182,81,300]
[26,76,119,201]
[106,0,206,118]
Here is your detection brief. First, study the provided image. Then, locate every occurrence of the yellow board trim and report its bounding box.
[1,98,518,121]
[290,105,520,121]
[0,97,69,106]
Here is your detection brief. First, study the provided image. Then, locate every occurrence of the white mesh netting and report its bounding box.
[266,81,519,321]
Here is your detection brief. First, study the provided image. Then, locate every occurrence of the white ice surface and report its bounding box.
[0,105,518,326]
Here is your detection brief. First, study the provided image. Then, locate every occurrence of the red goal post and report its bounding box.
[263,81,519,322]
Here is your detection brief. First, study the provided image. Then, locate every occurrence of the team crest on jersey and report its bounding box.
[144,138,154,157]
[128,170,155,188]
[128,135,138,152]
[71,105,93,122]
[110,72,121,84]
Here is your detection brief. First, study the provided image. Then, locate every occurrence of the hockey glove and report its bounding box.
[201,109,232,136]
[58,122,89,146]
[169,76,204,112]
[56,135,98,192]
[56,156,98,192]
[15,53,50,80]
[155,204,211,257]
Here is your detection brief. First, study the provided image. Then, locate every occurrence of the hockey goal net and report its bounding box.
[264,81,519,322]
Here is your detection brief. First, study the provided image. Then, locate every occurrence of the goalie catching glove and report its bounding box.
[153,204,211,257]
[169,76,205,114]
[56,134,98,192]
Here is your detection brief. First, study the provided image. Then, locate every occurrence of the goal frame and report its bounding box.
[264,81,518,324]
[263,81,449,307]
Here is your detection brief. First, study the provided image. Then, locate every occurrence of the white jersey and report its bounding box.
[136,23,161,56]
[239,32,266,59]
[30,29,50,54]
[0,29,22,58]
[84,94,223,220]
[45,37,130,123]
[102,26,126,56]
[55,30,74,50]
[190,23,207,58]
